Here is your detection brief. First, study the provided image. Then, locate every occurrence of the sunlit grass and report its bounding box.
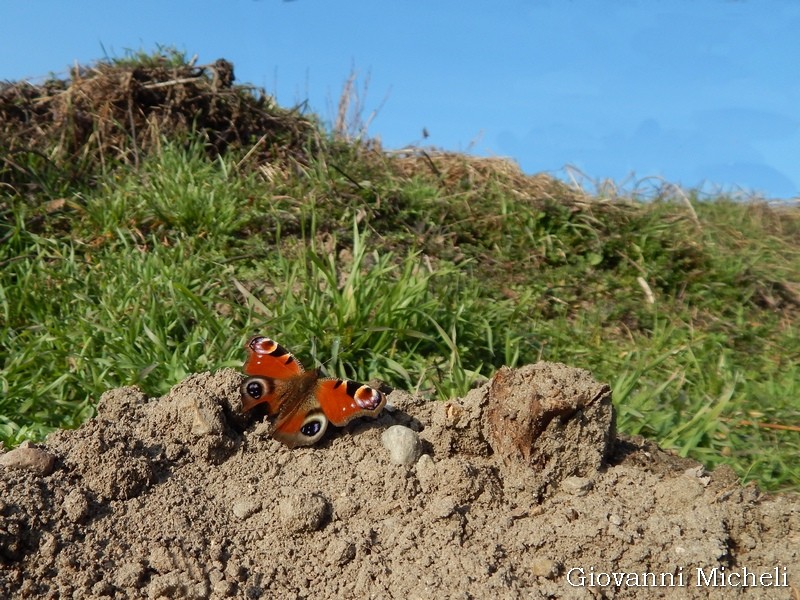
[235,220,525,399]
[2,120,799,491]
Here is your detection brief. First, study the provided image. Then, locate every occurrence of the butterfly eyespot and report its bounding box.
[248,336,295,361]
[300,419,324,437]
[290,413,329,446]
[354,385,383,411]
[245,380,265,399]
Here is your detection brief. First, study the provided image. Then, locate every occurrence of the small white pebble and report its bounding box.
[232,498,262,520]
[381,425,422,465]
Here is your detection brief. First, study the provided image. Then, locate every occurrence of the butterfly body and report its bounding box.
[241,336,386,448]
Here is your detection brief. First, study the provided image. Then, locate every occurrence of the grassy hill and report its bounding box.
[2,50,798,490]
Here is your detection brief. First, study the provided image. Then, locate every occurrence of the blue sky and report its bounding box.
[3,1,798,199]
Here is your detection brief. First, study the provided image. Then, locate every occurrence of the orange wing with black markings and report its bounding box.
[242,336,304,379]
[315,378,386,426]
[240,335,387,448]
[240,335,305,414]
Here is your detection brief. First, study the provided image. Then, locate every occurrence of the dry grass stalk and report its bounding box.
[0,55,318,192]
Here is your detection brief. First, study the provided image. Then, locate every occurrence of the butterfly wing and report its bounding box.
[243,336,304,379]
[249,376,385,448]
[241,335,387,447]
[241,336,304,413]
[271,392,329,448]
[315,378,387,427]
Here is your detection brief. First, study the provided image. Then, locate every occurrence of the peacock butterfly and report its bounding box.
[241,335,387,448]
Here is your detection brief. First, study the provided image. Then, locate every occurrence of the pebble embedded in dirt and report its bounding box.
[61,489,90,523]
[560,476,594,496]
[381,424,422,464]
[231,498,262,521]
[0,445,56,476]
[0,364,797,599]
[279,492,330,533]
[530,557,561,579]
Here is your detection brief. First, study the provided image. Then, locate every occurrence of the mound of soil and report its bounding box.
[1,363,798,598]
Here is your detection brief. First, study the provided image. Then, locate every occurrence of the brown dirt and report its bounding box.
[1,363,798,599]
